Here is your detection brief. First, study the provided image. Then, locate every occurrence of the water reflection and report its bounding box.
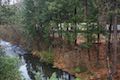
[23,54,75,80]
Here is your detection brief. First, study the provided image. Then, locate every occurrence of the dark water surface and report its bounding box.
[0,40,75,80]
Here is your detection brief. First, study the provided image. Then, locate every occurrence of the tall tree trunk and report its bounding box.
[96,32,100,65]
[84,0,88,21]
[106,15,113,80]
[74,6,77,45]
[84,0,91,61]
[108,15,112,59]
[112,14,117,74]
[60,23,63,48]
[112,0,118,74]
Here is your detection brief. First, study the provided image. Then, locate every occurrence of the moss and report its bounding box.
[74,66,88,73]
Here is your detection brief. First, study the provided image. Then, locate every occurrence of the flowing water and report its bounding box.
[0,40,75,80]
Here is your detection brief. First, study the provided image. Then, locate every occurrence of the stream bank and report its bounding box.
[0,40,75,80]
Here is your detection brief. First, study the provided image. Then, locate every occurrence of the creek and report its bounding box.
[0,40,75,80]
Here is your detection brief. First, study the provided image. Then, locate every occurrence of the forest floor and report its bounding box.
[53,44,120,80]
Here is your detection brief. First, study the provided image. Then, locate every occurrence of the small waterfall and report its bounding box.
[19,64,31,80]
[19,56,31,80]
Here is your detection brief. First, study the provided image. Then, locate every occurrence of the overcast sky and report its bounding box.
[2,0,20,5]
[10,0,19,4]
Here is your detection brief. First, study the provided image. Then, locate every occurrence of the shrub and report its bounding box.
[35,71,82,80]
[33,49,54,64]
[49,72,58,80]
[0,56,21,80]
[40,50,54,64]
[75,77,82,80]
[0,47,5,56]
[35,72,42,80]
[35,72,57,80]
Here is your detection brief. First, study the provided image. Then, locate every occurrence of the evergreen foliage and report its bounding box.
[22,0,106,47]
[0,48,21,80]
